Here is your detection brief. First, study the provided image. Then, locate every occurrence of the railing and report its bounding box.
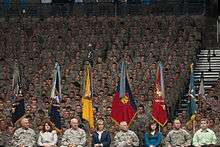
[0,0,206,17]
[217,16,220,43]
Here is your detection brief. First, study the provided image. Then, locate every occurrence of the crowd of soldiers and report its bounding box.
[0,12,220,147]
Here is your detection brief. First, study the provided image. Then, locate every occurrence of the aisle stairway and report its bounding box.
[194,48,220,91]
[178,16,220,113]
[179,48,220,112]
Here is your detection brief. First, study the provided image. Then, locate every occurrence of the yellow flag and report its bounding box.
[82,64,94,129]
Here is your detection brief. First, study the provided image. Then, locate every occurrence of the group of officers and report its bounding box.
[11,117,217,147]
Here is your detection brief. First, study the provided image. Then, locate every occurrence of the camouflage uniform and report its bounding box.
[12,127,36,147]
[61,128,86,147]
[130,114,148,147]
[0,131,4,146]
[216,130,220,146]
[114,130,139,147]
[4,133,13,147]
[213,125,220,146]
[165,129,191,147]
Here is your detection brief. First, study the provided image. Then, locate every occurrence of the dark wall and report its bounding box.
[207,0,218,17]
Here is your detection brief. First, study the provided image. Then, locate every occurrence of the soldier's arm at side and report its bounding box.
[61,130,70,146]
[183,130,192,147]
[131,132,139,147]
[31,130,37,146]
[12,130,20,146]
[77,130,86,147]
[113,133,124,146]
[164,132,172,147]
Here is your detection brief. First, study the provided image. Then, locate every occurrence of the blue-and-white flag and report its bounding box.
[51,62,61,103]
[50,62,62,130]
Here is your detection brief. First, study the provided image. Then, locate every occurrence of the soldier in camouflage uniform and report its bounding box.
[0,119,13,147]
[130,104,149,147]
[61,118,86,147]
[4,125,14,147]
[114,121,139,147]
[12,117,36,147]
[165,119,191,147]
[0,131,4,146]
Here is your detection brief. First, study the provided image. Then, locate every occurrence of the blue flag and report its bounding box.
[119,61,126,99]
[50,62,62,130]
[12,97,25,125]
[49,104,61,130]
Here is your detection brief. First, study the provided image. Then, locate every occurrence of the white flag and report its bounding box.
[199,77,206,99]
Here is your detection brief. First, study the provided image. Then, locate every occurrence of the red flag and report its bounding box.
[111,62,137,127]
[152,63,168,127]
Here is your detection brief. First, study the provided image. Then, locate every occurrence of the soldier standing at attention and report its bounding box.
[165,119,191,147]
[12,117,36,147]
[61,118,87,147]
[114,121,139,147]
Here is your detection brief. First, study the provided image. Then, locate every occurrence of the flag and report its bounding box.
[198,72,206,99]
[49,62,62,130]
[151,63,168,127]
[187,63,197,122]
[111,62,137,127]
[11,62,25,125]
[12,62,21,98]
[12,96,25,125]
[82,63,94,129]
[49,102,61,130]
[51,62,61,103]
